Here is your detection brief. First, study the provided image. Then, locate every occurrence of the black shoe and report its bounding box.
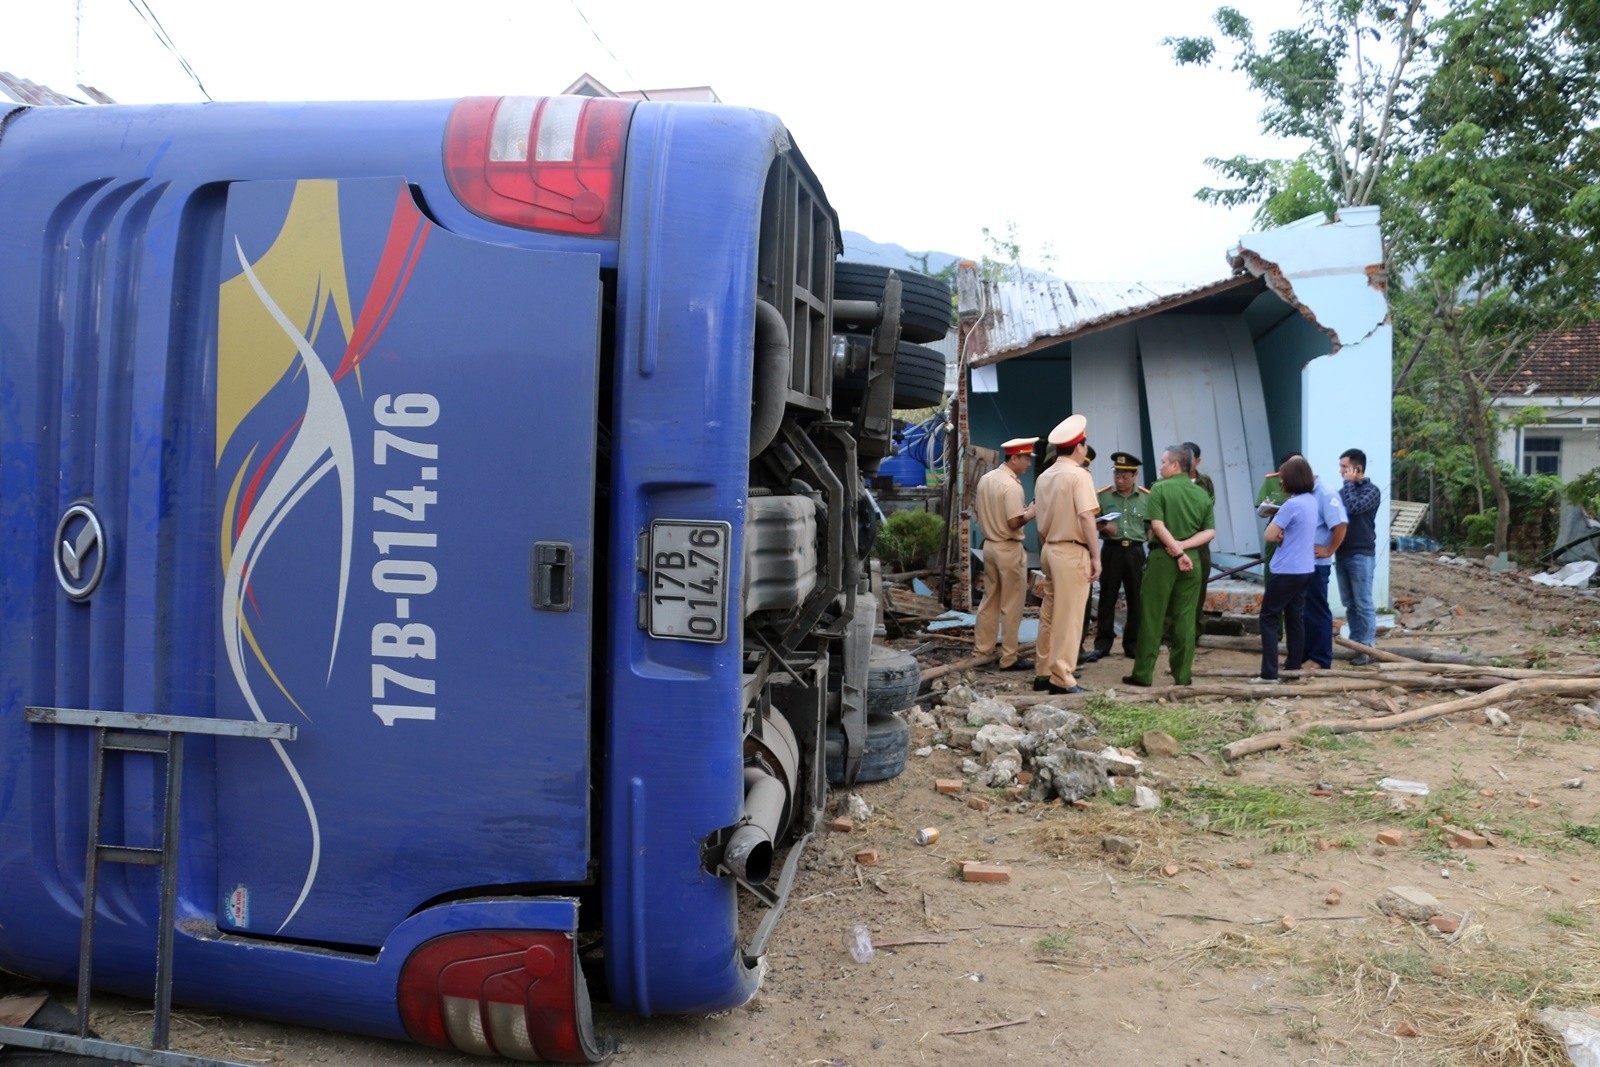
[1121,675,1151,687]
[1033,677,1052,692]
[1122,647,1136,659]
[1001,659,1034,672]
[1080,650,1106,664]
[1047,683,1088,695]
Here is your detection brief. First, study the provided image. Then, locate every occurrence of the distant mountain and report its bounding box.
[842,232,963,276]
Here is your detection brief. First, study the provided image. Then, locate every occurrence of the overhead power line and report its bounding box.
[567,0,649,100]
[123,0,212,101]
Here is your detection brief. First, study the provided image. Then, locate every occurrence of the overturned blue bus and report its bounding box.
[0,94,945,1060]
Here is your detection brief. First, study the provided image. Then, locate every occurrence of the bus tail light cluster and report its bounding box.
[398,930,608,1062]
[444,95,633,237]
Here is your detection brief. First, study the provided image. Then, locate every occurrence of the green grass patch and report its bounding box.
[1564,823,1600,847]
[1034,932,1072,955]
[1176,781,1314,835]
[1300,729,1369,751]
[1082,696,1219,749]
[1546,911,1582,929]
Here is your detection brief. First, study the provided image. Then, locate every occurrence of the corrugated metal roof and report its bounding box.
[0,72,113,106]
[969,273,1257,366]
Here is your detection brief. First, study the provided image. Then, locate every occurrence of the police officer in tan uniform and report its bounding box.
[973,437,1038,671]
[1034,415,1101,695]
[1032,442,1096,691]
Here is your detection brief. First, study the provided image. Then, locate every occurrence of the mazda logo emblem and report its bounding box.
[54,503,105,601]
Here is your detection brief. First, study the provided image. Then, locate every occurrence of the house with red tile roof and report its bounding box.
[1493,322,1600,480]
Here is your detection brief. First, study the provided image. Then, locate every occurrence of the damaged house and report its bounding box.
[955,207,1393,620]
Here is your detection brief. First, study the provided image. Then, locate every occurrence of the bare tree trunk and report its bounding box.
[1441,300,1512,553]
[1459,362,1512,552]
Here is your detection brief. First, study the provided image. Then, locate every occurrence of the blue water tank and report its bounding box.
[880,453,926,487]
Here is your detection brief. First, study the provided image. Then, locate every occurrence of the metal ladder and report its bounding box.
[0,707,295,1067]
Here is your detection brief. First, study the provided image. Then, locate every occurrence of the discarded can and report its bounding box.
[915,827,940,846]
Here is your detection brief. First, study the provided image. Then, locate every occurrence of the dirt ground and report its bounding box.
[10,552,1600,1066]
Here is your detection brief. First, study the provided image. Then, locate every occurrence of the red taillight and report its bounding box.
[398,930,610,1062]
[444,95,633,237]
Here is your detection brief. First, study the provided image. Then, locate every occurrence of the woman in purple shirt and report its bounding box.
[1253,457,1319,683]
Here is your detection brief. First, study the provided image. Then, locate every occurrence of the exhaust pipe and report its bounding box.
[749,300,790,458]
[723,767,787,884]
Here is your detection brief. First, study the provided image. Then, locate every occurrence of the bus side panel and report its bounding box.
[212,177,603,947]
[0,106,608,1021]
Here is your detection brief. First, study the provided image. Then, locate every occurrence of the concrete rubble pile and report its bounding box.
[912,684,1165,808]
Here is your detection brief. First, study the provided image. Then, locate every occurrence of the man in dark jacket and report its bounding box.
[1336,448,1382,665]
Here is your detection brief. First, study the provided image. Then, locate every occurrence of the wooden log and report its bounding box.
[1219,677,1600,761]
[1381,646,1478,664]
[882,567,937,583]
[1374,660,1584,682]
[1334,636,1419,664]
[920,643,1036,683]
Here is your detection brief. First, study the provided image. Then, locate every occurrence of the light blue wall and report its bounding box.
[968,347,1071,555]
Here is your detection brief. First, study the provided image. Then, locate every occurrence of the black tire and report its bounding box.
[825,711,911,784]
[834,342,948,411]
[833,262,953,343]
[864,644,921,714]
[891,343,947,408]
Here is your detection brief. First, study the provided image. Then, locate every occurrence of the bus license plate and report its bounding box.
[647,520,731,642]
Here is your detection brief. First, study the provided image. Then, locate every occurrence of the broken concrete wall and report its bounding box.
[1234,205,1392,612]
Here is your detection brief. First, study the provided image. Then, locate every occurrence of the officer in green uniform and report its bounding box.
[1254,452,1296,579]
[1184,441,1216,632]
[1124,445,1215,688]
[1084,452,1148,662]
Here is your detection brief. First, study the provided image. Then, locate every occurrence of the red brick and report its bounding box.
[854,848,878,866]
[1005,786,1027,800]
[1428,914,1460,934]
[1527,798,1544,809]
[830,816,854,833]
[965,795,993,813]
[1016,771,1034,786]
[1445,827,1488,849]
[1397,1020,1420,1038]
[935,778,964,795]
[960,862,1011,883]
[1376,829,1404,846]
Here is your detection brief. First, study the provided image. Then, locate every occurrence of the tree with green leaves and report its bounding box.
[1171,0,1600,554]
[1166,0,1426,225]
[1388,0,1600,551]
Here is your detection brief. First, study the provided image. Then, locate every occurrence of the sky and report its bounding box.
[4,0,1313,280]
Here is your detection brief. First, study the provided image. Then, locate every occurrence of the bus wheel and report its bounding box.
[832,262,952,343]
[825,711,911,785]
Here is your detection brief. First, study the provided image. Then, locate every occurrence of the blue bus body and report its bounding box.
[0,95,876,1060]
